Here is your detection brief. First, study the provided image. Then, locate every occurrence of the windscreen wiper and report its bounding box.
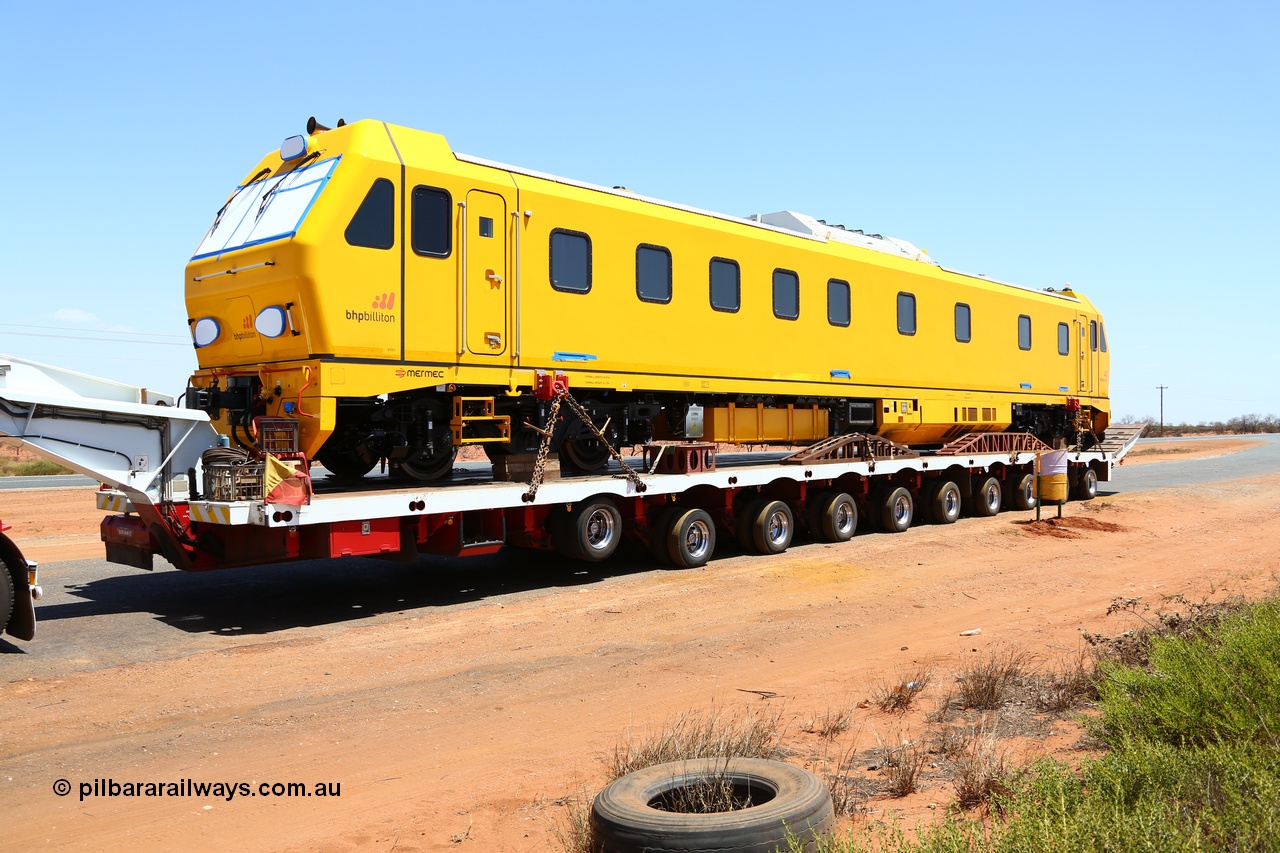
[207,168,271,236]
[255,151,322,221]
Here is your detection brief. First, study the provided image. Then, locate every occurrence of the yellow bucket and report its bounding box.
[1037,473,1068,504]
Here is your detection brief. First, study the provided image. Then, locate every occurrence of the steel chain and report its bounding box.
[521,389,647,502]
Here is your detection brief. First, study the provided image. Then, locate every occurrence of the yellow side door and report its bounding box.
[464,189,509,358]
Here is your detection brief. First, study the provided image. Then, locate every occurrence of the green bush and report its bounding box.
[798,596,1280,853]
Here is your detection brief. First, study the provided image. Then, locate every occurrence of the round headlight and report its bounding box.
[254,306,288,338]
[193,317,221,348]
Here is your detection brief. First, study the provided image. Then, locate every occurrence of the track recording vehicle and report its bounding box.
[184,118,1110,479]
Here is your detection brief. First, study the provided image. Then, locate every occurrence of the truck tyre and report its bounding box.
[1008,473,1037,511]
[559,500,622,562]
[667,508,716,569]
[929,481,962,524]
[752,501,794,554]
[591,757,835,853]
[736,499,765,553]
[880,487,914,533]
[0,562,13,636]
[649,505,678,566]
[1072,467,1098,501]
[971,476,1002,518]
[809,492,857,542]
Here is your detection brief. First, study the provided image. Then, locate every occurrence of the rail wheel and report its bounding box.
[929,481,962,524]
[316,443,378,480]
[970,476,1002,517]
[557,499,623,562]
[667,508,717,569]
[559,437,612,473]
[396,447,457,481]
[808,492,857,542]
[1072,467,1099,501]
[1008,473,1037,511]
[880,487,914,533]
[752,500,794,554]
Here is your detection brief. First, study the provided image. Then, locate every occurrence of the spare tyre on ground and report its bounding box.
[591,757,834,852]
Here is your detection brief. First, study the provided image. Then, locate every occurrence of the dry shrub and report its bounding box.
[548,792,598,853]
[1035,651,1100,712]
[649,760,756,814]
[927,685,957,724]
[877,739,928,797]
[951,720,1009,809]
[957,646,1032,709]
[802,705,853,739]
[872,667,933,713]
[608,705,786,780]
[929,724,970,760]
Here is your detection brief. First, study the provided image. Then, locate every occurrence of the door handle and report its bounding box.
[486,271,503,285]
[485,332,502,347]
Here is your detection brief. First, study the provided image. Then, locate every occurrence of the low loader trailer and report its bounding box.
[0,354,1144,641]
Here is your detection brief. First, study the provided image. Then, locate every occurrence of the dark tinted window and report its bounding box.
[1099,323,1107,352]
[550,229,591,293]
[709,258,740,312]
[411,186,451,256]
[773,269,799,320]
[1090,320,1098,352]
[345,178,394,249]
[955,303,971,342]
[897,292,916,335]
[827,279,850,327]
[1058,322,1070,355]
[636,244,672,303]
[1018,314,1032,350]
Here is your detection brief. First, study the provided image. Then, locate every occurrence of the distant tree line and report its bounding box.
[1116,413,1280,435]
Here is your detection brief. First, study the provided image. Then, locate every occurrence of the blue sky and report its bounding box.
[1,1,1275,424]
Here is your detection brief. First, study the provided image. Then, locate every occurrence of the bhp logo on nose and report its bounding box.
[346,293,398,324]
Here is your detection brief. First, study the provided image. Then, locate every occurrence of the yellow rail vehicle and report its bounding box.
[184,118,1110,479]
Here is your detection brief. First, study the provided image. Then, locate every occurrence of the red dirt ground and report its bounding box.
[2,439,1277,852]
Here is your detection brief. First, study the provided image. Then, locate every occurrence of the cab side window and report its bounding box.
[411,186,451,257]
[345,179,395,250]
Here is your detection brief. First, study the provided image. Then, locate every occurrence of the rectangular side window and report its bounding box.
[1058,322,1070,355]
[550,229,591,293]
[827,279,850,327]
[1100,323,1107,352]
[1090,320,1098,352]
[1018,314,1032,350]
[636,244,672,303]
[772,269,799,320]
[709,258,740,312]
[897,292,916,335]
[411,186,451,257]
[954,303,971,343]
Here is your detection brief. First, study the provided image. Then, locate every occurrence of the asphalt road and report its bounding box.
[4,434,1278,673]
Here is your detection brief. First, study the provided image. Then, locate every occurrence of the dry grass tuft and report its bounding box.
[607,705,787,781]
[876,737,928,797]
[802,705,854,739]
[1035,651,1100,712]
[957,646,1033,709]
[872,667,933,713]
[547,792,598,853]
[951,720,1009,809]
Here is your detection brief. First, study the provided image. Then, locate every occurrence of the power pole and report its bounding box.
[1156,385,1168,434]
